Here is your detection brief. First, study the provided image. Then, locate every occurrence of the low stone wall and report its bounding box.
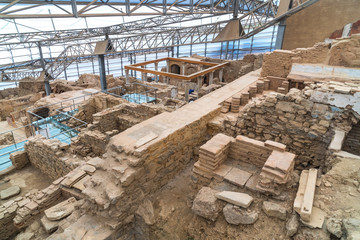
[0,181,62,240]
[10,150,29,169]
[222,88,356,168]
[72,102,163,156]
[24,136,76,180]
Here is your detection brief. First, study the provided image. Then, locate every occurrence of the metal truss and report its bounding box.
[0,0,237,19]
[1,0,320,82]
[0,13,228,46]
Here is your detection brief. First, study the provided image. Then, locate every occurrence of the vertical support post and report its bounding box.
[120,54,124,76]
[155,62,159,82]
[185,81,189,102]
[209,71,214,85]
[37,42,51,96]
[219,69,223,82]
[165,59,170,84]
[275,19,286,50]
[182,62,185,75]
[197,76,202,91]
[98,54,107,91]
[141,66,145,82]
[125,69,130,85]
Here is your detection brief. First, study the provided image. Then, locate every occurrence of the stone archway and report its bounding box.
[170,64,181,74]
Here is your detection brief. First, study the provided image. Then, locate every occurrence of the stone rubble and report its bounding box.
[262,201,287,220]
[0,186,21,200]
[191,187,221,221]
[222,204,258,225]
[215,191,253,208]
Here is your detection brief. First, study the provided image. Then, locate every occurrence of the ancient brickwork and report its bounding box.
[24,136,77,180]
[72,102,163,156]
[223,88,355,168]
[9,150,29,169]
[0,182,62,240]
[328,35,360,67]
[261,43,330,78]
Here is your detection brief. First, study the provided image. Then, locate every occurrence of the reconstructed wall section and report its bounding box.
[24,136,77,180]
[261,42,330,78]
[222,88,356,168]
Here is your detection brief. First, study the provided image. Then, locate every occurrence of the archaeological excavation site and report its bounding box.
[1,0,360,239]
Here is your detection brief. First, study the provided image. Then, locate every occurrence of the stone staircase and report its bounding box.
[342,122,360,155]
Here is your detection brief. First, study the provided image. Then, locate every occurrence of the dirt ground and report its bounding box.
[142,160,296,240]
[0,164,52,205]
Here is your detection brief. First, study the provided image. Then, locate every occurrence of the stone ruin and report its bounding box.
[0,35,360,240]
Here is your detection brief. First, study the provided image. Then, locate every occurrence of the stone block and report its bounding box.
[215,191,253,208]
[41,215,59,233]
[264,140,286,152]
[300,168,317,222]
[223,204,258,225]
[262,201,287,220]
[342,218,360,240]
[213,164,232,180]
[44,197,76,221]
[328,129,346,151]
[300,207,325,229]
[10,151,29,169]
[224,167,252,187]
[80,165,96,175]
[0,186,21,200]
[192,187,221,221]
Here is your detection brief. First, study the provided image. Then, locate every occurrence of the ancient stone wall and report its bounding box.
[0,93,43,121]
[24,136,76,180]
[73,93,126,124]
[72,102,164,156]
[261,43,330,78]
[222,88,356,168]
[9,150,29,169]
[0,182,62,240]
[77,107,221,233]
[327,35,360,67]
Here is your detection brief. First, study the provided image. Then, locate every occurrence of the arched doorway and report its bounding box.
[170,64,181,74]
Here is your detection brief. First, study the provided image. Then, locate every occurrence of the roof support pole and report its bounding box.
[98,54,107,91]
[275,19,286,49]
[37,42,51,96]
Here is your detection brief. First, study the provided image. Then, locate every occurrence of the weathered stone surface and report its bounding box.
[44,197,77,221]
[215,191,253,208]
[224,167,252,187]
[14,232,35,240]
[0,186,21,200]
[192,187,221,221]
[286,214,299,237]
[326,217,342,238]
[223,204,258,225]
[262,201,287,220]
[342,218,360,240]
[41,215,59,233]
[300,207,325,229]
[136,199,155,225]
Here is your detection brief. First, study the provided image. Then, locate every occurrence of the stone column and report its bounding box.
[141,66,145,82]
